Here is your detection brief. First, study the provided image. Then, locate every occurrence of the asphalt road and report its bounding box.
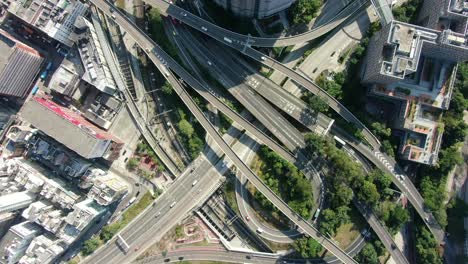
[90,2,358,262]
[174,25,306,152]
[149,0,369,47]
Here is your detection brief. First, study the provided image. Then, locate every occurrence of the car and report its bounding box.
[164,259,170,262]
[245,216,250,221]
[391,244,396,250]
[192,180,198,186]
[207,61,212,66]
[178,257,184,261]
[330,51,336,57]
[181,12,187,17]
[134,246,139,251]
[170,201,177,208]
[246,255,252,259]
[260,56,266,60]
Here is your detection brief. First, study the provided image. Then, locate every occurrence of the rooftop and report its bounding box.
[20,96,123,159]
[0,29,43,98]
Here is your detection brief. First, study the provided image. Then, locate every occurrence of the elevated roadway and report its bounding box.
[148,0,369,47]
[151,1,445,243]
[91,1,359,263]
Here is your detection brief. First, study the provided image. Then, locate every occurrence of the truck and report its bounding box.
[223,37,232,44]
[333,136,346,146]
[312,208,321,223]
[40,70,48,80]
[127,197,136,207]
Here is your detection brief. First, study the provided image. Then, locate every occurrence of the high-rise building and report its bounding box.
[363,18,468,165]
[211,0,294,18]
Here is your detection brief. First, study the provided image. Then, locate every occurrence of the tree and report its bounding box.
[188,136,204,159]
[161,81,173,95]
[100,223,121,242]
[368,169,392,190]
[443,114,467,147]
[437,144,463,175]
[415,226,443,264]
[371,122,391,139]
[388,205,409,231]
[319,209,337,236]
[289,0,322,25]
[81,237,101,256]
[330,184,353,208]
[306,95,329,113]
[126,157,139,171]
[356,244,379,264]
[178,119,194,138]
[293,237,323,258]
[357,181,380,206]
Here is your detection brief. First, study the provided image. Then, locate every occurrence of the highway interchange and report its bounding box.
[83,0,446,263]
[89,1,360,263]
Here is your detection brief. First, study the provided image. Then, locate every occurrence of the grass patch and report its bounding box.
[80,192,156,256]
[223,175,239,214]
[115,0,125,10]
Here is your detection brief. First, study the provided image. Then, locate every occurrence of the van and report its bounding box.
[192,180,198,186]
[111,14,116,19]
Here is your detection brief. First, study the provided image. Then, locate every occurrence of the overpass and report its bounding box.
[147,0,369,47]
[90,1,359,263]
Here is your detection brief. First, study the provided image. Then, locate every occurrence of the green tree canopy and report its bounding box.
[293,237,323,258]
[289,0,322,25]
[356,244,379,264]
[178,119,194,138]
